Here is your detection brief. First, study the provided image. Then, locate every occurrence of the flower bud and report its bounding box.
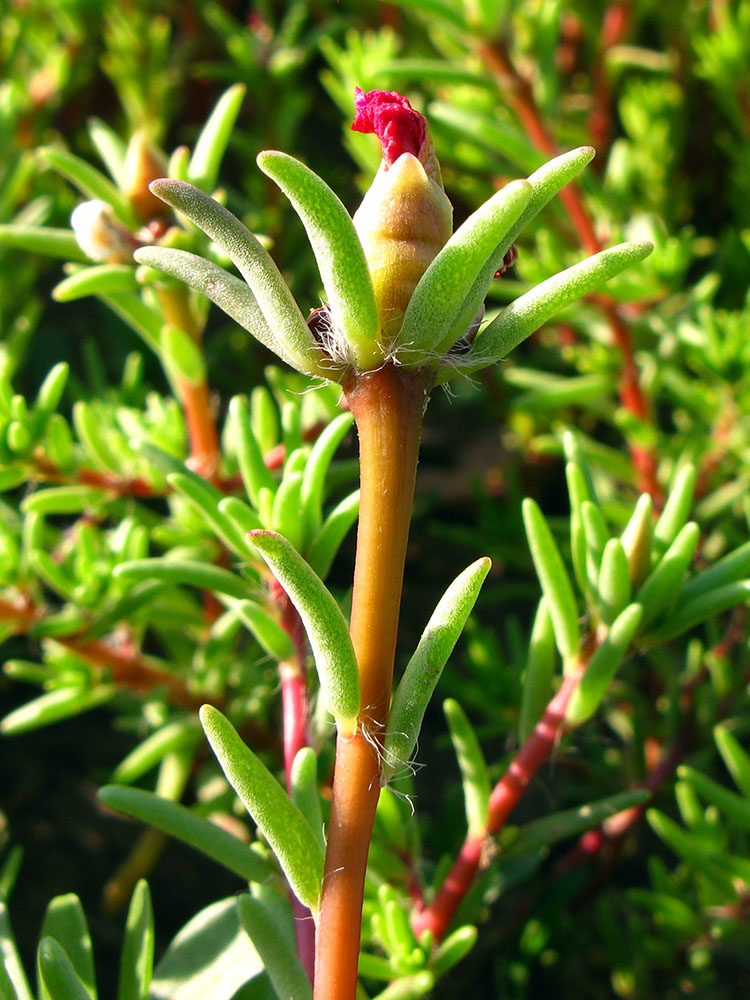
[351,89,452,341]
[70,200,139,264]
[124,131,169,222]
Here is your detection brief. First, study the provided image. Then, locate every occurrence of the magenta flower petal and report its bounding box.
[351,87,427,167]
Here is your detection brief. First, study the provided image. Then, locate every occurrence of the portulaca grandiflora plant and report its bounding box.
[113,88,653,999]
[16,84,749,1000]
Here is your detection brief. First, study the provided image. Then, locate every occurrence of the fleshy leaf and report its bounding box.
[248,530,360,734]
[53,264,139,302]
[133,248,287,366]
[38,940,90,1000]
[236,895,312,1000]
[518,598,557,743]
[565,603,643,725]
[462,241,653,373]
[147,180,329,378]
[384,557,491,780]
[118,881,154,1000]
[635,521,700,629]
[522,498,580,663]
[290,748,325,854]
[114,558,254,601]
[200,706,324,915]
[38,895,96,1000]
[98,785,271,883]
[0,225,89,262]
[301,411,354,534]
[440,145,597,354]
[187,84,246,194]
[307,489,360,579]
[444,699,490,837]
[257,151,381,369]
[398,179,532,363]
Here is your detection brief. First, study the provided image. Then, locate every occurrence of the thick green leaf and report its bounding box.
[200,706,324,914]
[188,84,246,193]
[167,472,248,557]
[290,748,325,854]
[678,539,750,606]
[519,598,557,743]
[466,242,653,370]
[501,789,651,860]
[0,687,116,736]
[371,971,435,1000]
[0,225,89,262]
[236,895,312,1000]
[636,522,700,628]
[148,180,327,378]
[133,248,283,363]
[257,151,380,369]
[677,765,750,832]
[38,940,90,1000]
[385,557,491,779]
[248,530,360,733]
[430,925,478,977]
[98,785,270,883]
[38,147,135,227]
[118,881,154,1000]
[648,579,750,641]
[219,597,296,663]
[22,485,111,515]
[112,720,202,784]
[38,895,96,1000]
[307,489,360,579]
[53,264,138,302]
[0,903,33,1000]
[114,558,254,601]
[620,493,653,589]
[227,396,277,507]
[565,603,643,726]
[598,538,631,625]
[714,724,750,798]
[522,498,580,662]
[653,464,696,555]
[398,179,532,363]
[444,699,490,836]
[300,412,354,533]
[150,898,264,1000]
[271,471,305,551]
[438,146,597,363]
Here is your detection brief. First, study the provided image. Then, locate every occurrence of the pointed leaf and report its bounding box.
[112,720,202,784]
[307,489,360,579]
[457,242,652,376]
[290,748,325,854]
[519,598,557,742]
[248,530,360,733]
[398,179,532,363]
[227,396,276,506]
[385,557,491,779]
[219,597,296,663]
[1,687,116,736]
[565,603,643,725]
[257,151,380,369]
[200,706,324,914]
[715,725,750,799]
[0,903,33,1000]
[522,498,580,662]
[301,411,354,533]
[620,493,653,589]
[188,84,246,193]
[439,146,596,359]
[150,897,263,1000]
[147,180,327,378]
[0,225,89,262]
[501,789,651,860]
[38,147,135,227]
[636,522,700,628]
[118,881,154,1000]
[53,265,139,302]
[678,539,750,606]
[653,465,696,555]
[133,248,285,364]
[444,699,490,836]
[236,895,312,1000]
[98,785,270,883]
[114,558,253,601]
[677,766,750,832]
[38,940,91,1000]
[38,896,95,1000]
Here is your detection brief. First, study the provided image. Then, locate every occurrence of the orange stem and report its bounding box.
[313,365,430,1000]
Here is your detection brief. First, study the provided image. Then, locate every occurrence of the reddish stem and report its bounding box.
[413,666,585,941]
[589,3,632,156]
[179,377,221,483]
[476,35,659,498]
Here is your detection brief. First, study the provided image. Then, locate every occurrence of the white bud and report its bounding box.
[70,200,137,264]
